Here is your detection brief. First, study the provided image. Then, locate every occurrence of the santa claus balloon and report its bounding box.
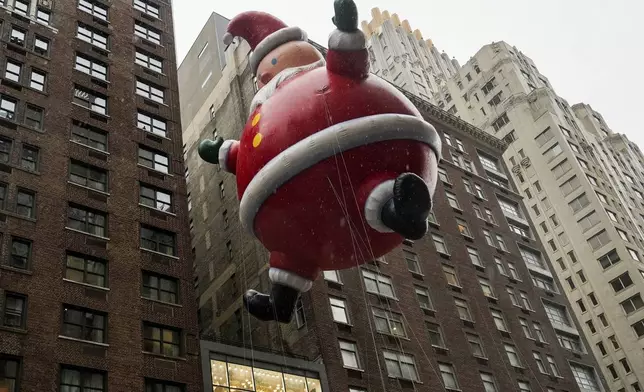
[198,0,442,323]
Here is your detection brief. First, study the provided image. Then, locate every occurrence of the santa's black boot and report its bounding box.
[381,173,432,240]
[243,284,300,323]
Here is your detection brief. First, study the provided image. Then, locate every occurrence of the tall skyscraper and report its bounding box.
[0,0,199,390]
[180,30,606,392]
[362,9,644,391]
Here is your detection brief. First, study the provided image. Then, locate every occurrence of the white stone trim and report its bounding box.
[364,179,395,233]
[219,140,234,173]
[269,268,313,292]
[328,29,366,51]
[239,113,441,236]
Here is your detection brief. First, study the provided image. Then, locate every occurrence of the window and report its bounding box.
[0,96,17,121]
[68,204,107,237]
[329,297,349,324]
[617,228,629,241]
[558,332,583,352]
[578,211,600,232]
[432,234,449,255]
[77,23,108,49]
[140,184,172,212]
[570,364,601,392]
[323,270,341,283]
[422,322,446,348]
[479,154,501,174]
[596,192,608,204]
[467,247,483,267]
[33,35,49,55]
[507,262,520,280]
[519,318,533,339]
[481,78,496,95]
[362,270,395,298]
[484,208,496,224]
[22,104,44,130]
[70,160,108,192]
[75,53,108,80]
[531,205,540,216]
[457,219,472,237]
[415,286,433,310]
[488,91,503,106]
[455,138,465,152]
[0,137,11,163]
[28,69,46,91]
[437,363,458,389]
[587,175,598,186]
[62,305,106,343]
[607,364,618,380]
[383,351,419,381]
[519,291,533,310]
[71,122,107,151]
[507,287,519,306]
[544,302,571,327]
[136,79,165,104]
[610,272,633,292]
[597,341,607,356]
[628,248,640,261]
[443,265,460,286]
[65,253,107,287]
[454,298,472,321]
[79,0,108,20]
[13,0,29,15]
[5,60,22,83]
[577,271,587,283]
[437,167,450,183]
[620,358,631,374]
[471,205,484,220]
[403,250,421,274]
[339,340,360,369]
[137,111,167,137]
[462,178,474,194]
[480,373,498,392]
[474,183,485,198]
[598,313,608,327]
[3,292,26,329]
[10,237,31,269]
[633,319,644,337]
[498,198,522,219]
[609,335,620,349]
[495,235,508,251]
[588,230,610,250]
[135,50,163,73]
[135,22,161,45]
[142,271,178,304]
[443,133,453,146]
[134,0,160,18]
[143,323,180,357]
[140,226,176,256]
[491,113,510,132]
[445,191,460,209]
[60,367,105,392]
[577,299,587,313]
[519,247,545,270]
[599,249,620,269]
[504,344,522,367]
[138,146,169,173]
[552,159,572,178]
[373,308,406,337]
[483,229,494,246]
[10,27,26,47]
[535,127,554,147]
[533,322,546,342]
[144,380,183,392]
[607,210,618,222]
[518,381,531,392]
[533,352,547,374]
[543,143,563,162]
[73,86,107,115]
[621,294,644,315]
[467,333,485,357]
[491,309,508,331]
[566,277,576,290]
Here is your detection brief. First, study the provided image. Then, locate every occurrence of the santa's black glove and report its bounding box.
[332,0,358,32]
[198,137,224,165]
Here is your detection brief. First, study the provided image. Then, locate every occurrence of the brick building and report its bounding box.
[0,0,199,391]
[180,31,607,392]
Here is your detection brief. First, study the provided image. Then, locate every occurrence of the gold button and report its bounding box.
[251,113,261,126]
[253,133,263,148]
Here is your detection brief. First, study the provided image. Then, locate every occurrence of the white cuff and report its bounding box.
[364,179,395,233]
[328,29,366,51]
[218,140,234,173]
[269,268,313,292]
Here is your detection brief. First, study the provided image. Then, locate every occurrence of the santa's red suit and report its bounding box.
[198,2,441,323]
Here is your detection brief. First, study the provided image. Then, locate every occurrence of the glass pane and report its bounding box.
[284,374,307,392]
[67,255,85,269]
[254,368,284,392]
[306,378,322,392]
[228,363,254,390]
[65,269,85,282]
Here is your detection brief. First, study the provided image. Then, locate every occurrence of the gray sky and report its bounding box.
[173,0,644,147]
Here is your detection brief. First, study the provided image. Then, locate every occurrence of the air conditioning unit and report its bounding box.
[38,0,52,9]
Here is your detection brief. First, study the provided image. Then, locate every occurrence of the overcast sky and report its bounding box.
[173,0,644,148]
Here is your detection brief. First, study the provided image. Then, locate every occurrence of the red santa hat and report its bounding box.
[223,11,308,76]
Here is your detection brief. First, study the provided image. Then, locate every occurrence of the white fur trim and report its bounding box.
[269,268,313,292]
[250,26,308,75]
[218,140,234,173]
[249,59,326,115]
[328,29,366,51]
[364,180,395,233]
[239,114,441,236]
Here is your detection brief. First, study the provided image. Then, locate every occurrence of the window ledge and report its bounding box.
[141,129,171,141]
[17,122,45,134]
[58,335,109,347]
[0,265,32,275]
[137,163,173,177]
[70,140,110,155]
[473,355,488,361]
[342,366,364,372]
[71,102,111,119]
[324,279,343,286]
[142,351,187,361]
[140,247,179,260]
[13,165,41,176]
[2,210,37,223]
[63,278,110,291]
[139,203,176,217]
[334,321,353,327]
[68,181,111,196]
[65,227,110,241]
[0,325,27,334]
[431,345,449,352]
[141,296,182,308]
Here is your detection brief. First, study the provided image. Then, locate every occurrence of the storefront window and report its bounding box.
[306,378,321,392]
[254,368,284,391]
[211,361,229,387]
[210,359,322,392]
[228,363,254,390]
[284,374,307,392]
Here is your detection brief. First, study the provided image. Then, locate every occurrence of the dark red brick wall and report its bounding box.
[0,1,200,391]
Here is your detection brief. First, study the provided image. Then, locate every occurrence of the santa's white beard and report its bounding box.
[249,59,326,115]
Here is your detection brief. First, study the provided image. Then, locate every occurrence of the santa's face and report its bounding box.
[256,41,323,87]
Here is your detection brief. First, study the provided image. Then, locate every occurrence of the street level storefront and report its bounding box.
[201,340,328,392]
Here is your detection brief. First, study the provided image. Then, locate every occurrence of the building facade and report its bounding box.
[180,34,606,392]
[0,0,199,391]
